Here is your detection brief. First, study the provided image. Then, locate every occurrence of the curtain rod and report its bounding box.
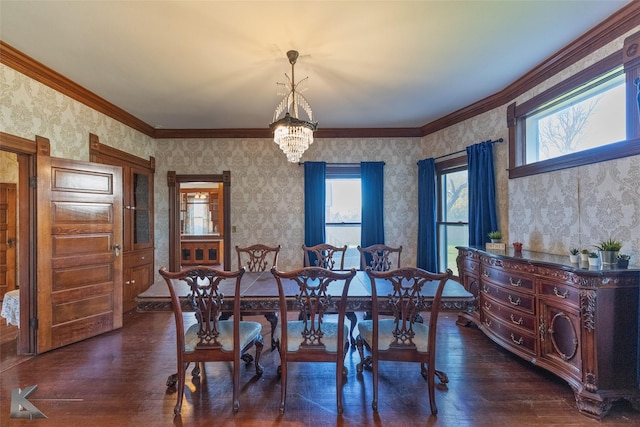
[432,138,504,161]
[297,162,385,166]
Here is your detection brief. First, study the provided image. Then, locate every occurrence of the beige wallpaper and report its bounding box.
[1,26,639,287]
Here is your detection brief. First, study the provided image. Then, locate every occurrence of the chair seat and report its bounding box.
[274,321,348,353]
[185,320,262,353]
[357,319,430,352]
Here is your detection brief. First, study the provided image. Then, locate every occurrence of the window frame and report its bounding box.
[508,32,640,179]
[324,164,362,269]
[436,155,468,272]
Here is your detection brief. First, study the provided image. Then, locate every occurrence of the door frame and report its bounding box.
[167,171,231,271]
[0,131,50,354]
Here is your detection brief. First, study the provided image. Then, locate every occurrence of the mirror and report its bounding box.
[180,183,222,236]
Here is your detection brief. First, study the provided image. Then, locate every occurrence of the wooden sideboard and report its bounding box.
[456,246,640,419]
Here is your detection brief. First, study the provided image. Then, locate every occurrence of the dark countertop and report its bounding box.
[459,246,639,275]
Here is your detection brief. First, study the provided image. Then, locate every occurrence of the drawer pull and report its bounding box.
[553,287,569,299]
[124,280,130,285]
[509,277,522,287]
[482,285,490,294]
[483,319,492,328]
[131,280,136,284]
[508,295,521,306]
[510,314,523,325]
[510,333,524,345]
[482,270,490,278]
[484,301,492,311]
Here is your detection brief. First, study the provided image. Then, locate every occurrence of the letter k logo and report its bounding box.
[10,385,47,419]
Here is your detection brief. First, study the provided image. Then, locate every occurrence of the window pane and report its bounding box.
[438,224,468,273]
[326,179,361,223]
[326,225,361,269]
[326,178,361,269]
[442,170,468,222]
[525,71,625,164]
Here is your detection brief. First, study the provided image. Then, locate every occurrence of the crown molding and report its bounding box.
[0,40,155,137]
[2,2,638,140]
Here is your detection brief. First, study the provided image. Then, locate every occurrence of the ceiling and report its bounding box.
[0,1,632,131]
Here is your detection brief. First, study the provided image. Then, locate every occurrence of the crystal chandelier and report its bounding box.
[269,50,318,163]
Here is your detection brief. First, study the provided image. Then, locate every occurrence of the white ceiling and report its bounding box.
[0,1,632,130]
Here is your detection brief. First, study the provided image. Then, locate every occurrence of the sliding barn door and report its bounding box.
[37,157,123,353]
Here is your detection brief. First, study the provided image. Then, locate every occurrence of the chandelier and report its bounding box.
[269,50,318,163]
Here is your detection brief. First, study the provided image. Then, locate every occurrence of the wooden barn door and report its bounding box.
[36,157,123,353]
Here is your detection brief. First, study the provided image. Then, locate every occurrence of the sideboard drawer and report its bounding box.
[481,311,536,356]
[482,293,536,333]
[481,265,534,292]
[481,281,535,314]
[538,280,579,308]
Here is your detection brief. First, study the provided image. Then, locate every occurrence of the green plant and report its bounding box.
[570,248,579,255]
[581,249,589,254]
[488,231,502,240]
[594,238,622,252]
[588,252,599,258]
[617,254,630,261]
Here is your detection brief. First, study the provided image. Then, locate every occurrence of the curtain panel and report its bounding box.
[417,158,438,272]
[304,162,326,266]
[467,141,498,246]
[360,162,385,268]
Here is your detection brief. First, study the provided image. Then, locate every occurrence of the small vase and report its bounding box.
[569,254,580,263]
[617,259,629,269]
[599,251,619,266]
[580,253,589,262]
[588,257,599,267]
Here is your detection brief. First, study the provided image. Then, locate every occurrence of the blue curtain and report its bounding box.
[304,162,326,265]
[417,158,437,272]
[360,162,385,268]
[467,141,498,246]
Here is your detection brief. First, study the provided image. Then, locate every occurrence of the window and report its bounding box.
[325,166,361,269]
[436,157,468,273]
[509,32,640,178]
[525,68,625,164]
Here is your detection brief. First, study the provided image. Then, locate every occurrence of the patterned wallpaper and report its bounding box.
[154,137,427,277]
[1,26,639,287]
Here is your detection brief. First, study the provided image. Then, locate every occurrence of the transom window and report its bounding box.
[508,31,640,179]
[525,68,625,164]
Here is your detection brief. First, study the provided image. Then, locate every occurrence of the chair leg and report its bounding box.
[279,361,287,414]
[346,312,357,346]
[174,362,188,416]
[254,337,264,376]
[336,358,344,414]
[264,313,278,350]
[425,362,438,415]
[372,356,378,411]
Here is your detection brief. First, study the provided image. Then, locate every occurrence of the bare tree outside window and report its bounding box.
[538,97,601,160]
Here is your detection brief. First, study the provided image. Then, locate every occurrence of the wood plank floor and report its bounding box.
[1,310,639,426]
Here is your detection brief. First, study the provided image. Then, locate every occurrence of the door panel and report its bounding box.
[0,183,17,299]
[37,157,122,353]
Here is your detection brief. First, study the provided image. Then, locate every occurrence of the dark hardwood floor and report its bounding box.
[1,310,639,426]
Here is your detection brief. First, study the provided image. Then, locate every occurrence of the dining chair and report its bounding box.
[357,244,402,271]
[302,243,357,344]
[355,267,452,415]
[302,243,347,270]
[159,266,264,415]
[236,244,281,349]
[270,266,357,415]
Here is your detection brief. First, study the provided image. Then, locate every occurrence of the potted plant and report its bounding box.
[488,231,502,243]
[594,238,622,266]
[588,252,599,267]
[569,248,580,263]
[617,254,630,269]
[580,249,590,262]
